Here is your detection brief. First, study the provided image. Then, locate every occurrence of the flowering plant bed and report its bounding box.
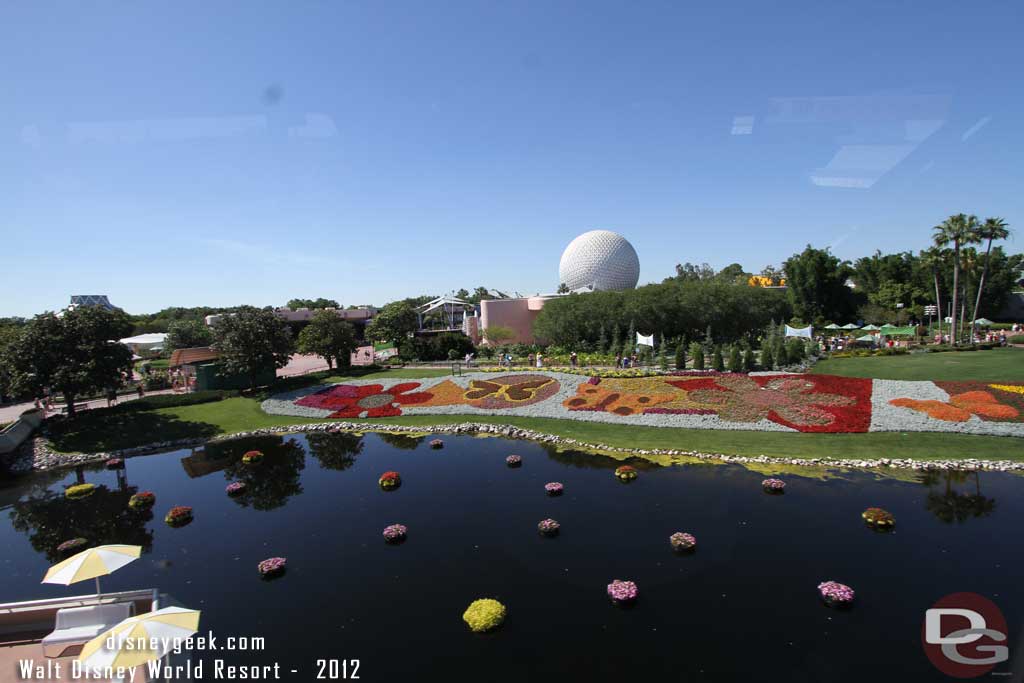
[241,450,264,465]
[462,598,506,632]
[544,482,564,496]
[429,439,444,449]
[65,484,96,500]
[262,371,1024,437]
[57,538,89,554]
[225,482,247,496]
[258,557,287,579]
[818,581,855,608]
[762,478,786,494]
[505,454,522,467]
[537,518,560,536]
[861,507,895,529]
[383,524,408,543]
[379,471,402,490]
[670,532,697,552]
[607,579,638,605]
[614,465,638,482]
[128,491,156,510]
[105,458,124,470]
[165,506,193,527]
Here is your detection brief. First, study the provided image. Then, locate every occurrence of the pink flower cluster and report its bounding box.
[607,579,638,603]
[670,532,696,551]
[544,482,564,496]
[762,478,786,492]
[818,581,855,605]
[57,538,88,553]
[383,524,408,543]
[537,518,560,536]
[258,557,287,576]
[505,454,522,467]
[105,458,124,470]
[430,439,444,449]
[225,482,246,496]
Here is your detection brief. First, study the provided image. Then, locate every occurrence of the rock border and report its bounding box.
[7,421,1022,475]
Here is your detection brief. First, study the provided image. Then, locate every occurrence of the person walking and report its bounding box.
[536,352,543,368]
[570,351,578,368]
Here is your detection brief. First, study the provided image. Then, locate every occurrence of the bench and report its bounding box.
[41,601,135,657]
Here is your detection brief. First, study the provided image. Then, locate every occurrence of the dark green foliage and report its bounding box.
[211,306,295,389]
[296,311,356,369]
[742,347,756,372]
[406,333,475,361]
[675,340,687,370]
[760,344,774,370]
[690,342,705,371]
[728,345,743,372]
[164,320,214,354]
[712,346,725,372]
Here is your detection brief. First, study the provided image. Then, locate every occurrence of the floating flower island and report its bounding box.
[241,450,264,466]
[258,557,287,579]
[505,455,522,468]
[544,482,564,496]
[537,518,560,537]
[165,506,193,527]
[105,458,124,470]
[65,484,96,500]
[615,465,638,482]
[429,439,444,449]
[818,581,855,608]
[462,598,506,633]
[225,482,247,496]
[762,478,786,494]
[57,538,88,554]
[383,524,408,544]
[379,471,402,490]
[862,507,895,529]
[128,491,155,510]
[607,579,639,606]
[670,532,697,552]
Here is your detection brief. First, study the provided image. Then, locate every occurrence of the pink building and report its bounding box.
[479,296,556,345]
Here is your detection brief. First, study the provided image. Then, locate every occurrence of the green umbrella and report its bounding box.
[841,323,859,330]
[855,335,877,342]
[824,323,841,330]
[860,324,881,331]
[974,318,994,327]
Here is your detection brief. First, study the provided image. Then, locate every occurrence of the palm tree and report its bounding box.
[969,217,1011,332]
[933,214,980,345]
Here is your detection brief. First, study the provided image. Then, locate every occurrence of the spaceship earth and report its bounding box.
[558,230,640,291]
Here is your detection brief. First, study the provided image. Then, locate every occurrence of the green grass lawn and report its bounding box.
[811,347,1024,382]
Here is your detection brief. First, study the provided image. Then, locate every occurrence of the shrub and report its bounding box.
[727,345,743,372]
[463,599,507,632]
[144,373,171,391]
[689,342,705,371]
[674,342,686,370]
[1008,335,1024,344]
[785,338,806,362]
[711,346,725,372]
[760,343,774,370]
[65,483,96,500]
[742,347,755,372]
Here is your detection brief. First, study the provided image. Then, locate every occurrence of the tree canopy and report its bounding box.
[164,319,214,354]
[364,300,419,345]
[296,311,356,369]
[211,306,294,389]
[286,297,340,310]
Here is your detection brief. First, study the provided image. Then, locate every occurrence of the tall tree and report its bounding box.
[164,320,214,354]
[920,247,946,334]
[4,307,134,415]
[296,311,356,369]
[933,214,980,345]
[211,306,295,389]
[970,217,1011,330]
[286,298,339,310]
[782,245,853,323]
[364,301,419,346]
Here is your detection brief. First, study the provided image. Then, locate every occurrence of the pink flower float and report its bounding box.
[430,439,444,449]
[762,478,786,494]
[670,532,696,552]
[258,557,287,579]
[537,518,560,537]
[505,455,522,468]
[818,581,855,608]
[225,482,247,496]
[607,579,639,606]
[544,482,564,497]
[105,458,124,470]
[383,524,408,544]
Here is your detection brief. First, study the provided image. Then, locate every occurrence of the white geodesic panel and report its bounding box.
[558,230,640,291]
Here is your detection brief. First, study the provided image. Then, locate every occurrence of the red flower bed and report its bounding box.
[297,383,433,418]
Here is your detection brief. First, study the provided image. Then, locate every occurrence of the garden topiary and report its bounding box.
[462,598,507,632]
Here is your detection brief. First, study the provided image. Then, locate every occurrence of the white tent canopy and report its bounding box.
[118,333,167,350]
[784,325,813,338]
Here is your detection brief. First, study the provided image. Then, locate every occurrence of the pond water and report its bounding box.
[1,432,1020,681]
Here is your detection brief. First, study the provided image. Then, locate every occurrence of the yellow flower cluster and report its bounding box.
[462,598,506,632]
[65,483,96,500]
[990,384,1024,395]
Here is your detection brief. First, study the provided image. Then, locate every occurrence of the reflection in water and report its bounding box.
[220,436,306,511]
[9,485,154,562]
[921,470,997,524]
[377,432,424,450]
[539,443,659,471]
[306,432,364,470]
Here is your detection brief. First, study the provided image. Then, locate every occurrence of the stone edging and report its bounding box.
[9,421,1022,475]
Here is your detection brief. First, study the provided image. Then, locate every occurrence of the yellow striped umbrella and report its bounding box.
[78,606,201,669]
[41,544,142,595]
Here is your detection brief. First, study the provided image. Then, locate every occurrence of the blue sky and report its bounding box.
[2,1,1021,316]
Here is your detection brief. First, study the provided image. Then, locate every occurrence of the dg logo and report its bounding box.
[922,592,1009,678]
